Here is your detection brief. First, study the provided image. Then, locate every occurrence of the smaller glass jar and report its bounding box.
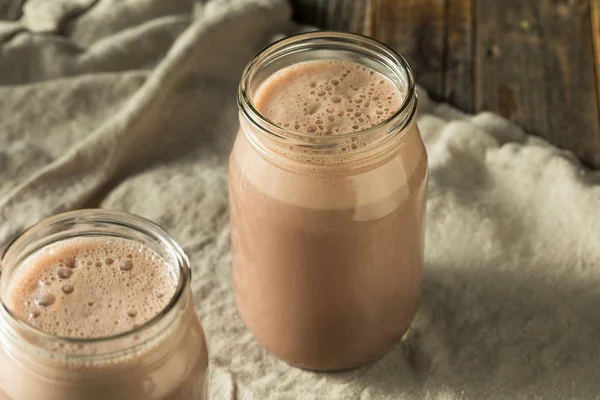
[0,210,208,400]
[230,32,428,371]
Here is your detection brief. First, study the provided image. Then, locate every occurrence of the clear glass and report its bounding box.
[230,32,428,371]
[0,210,208,400]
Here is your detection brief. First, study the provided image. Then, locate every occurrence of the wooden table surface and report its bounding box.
[291,0,600,168]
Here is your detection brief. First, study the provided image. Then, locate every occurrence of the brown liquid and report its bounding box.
[6,237,177,338]
[0,237,208,400]
[230,59,427,370]
[254,60,403,135]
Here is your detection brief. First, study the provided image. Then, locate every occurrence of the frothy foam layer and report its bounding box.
[234,58,423,209]
[254,60,404,135]
[5,237,177,339]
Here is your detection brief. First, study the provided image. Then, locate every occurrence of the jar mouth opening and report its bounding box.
[238,31,417,148]
[0,209,190,352]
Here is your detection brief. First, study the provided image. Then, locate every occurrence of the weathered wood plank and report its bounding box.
[475,0,600,167]
[592,0,600,124]
[288,0,371,34]
[445,0,474,113]
[375,0,447,100]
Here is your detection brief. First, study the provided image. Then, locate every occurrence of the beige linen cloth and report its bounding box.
[1,0,600,399]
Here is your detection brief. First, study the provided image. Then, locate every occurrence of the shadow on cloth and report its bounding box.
[331,264,600,399]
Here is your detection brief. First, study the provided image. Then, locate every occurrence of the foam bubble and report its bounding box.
[37,293,55,307]
[57,268,73,279]
[61,284,74,294]
[119,260,134,271]
[6,237,178,338]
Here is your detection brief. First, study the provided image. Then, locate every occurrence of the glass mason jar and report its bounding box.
[0,210,208,400]
[229,32,428,371]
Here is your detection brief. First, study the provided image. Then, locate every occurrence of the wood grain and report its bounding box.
[475,0,600,167]
[592,0,600,127]
[375,0,447,100]
[444,0,474,112]
[288,0,372,34]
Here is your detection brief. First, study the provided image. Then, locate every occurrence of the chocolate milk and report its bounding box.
[230,60,427,370]
[253,60,403,134]
[0,237,208,400]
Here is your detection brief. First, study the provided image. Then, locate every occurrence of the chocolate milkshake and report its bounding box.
[230,33,427,371]
[0,210,208,400]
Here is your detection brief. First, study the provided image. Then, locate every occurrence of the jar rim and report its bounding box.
[0,209,190,358]
[238,31,417,148]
